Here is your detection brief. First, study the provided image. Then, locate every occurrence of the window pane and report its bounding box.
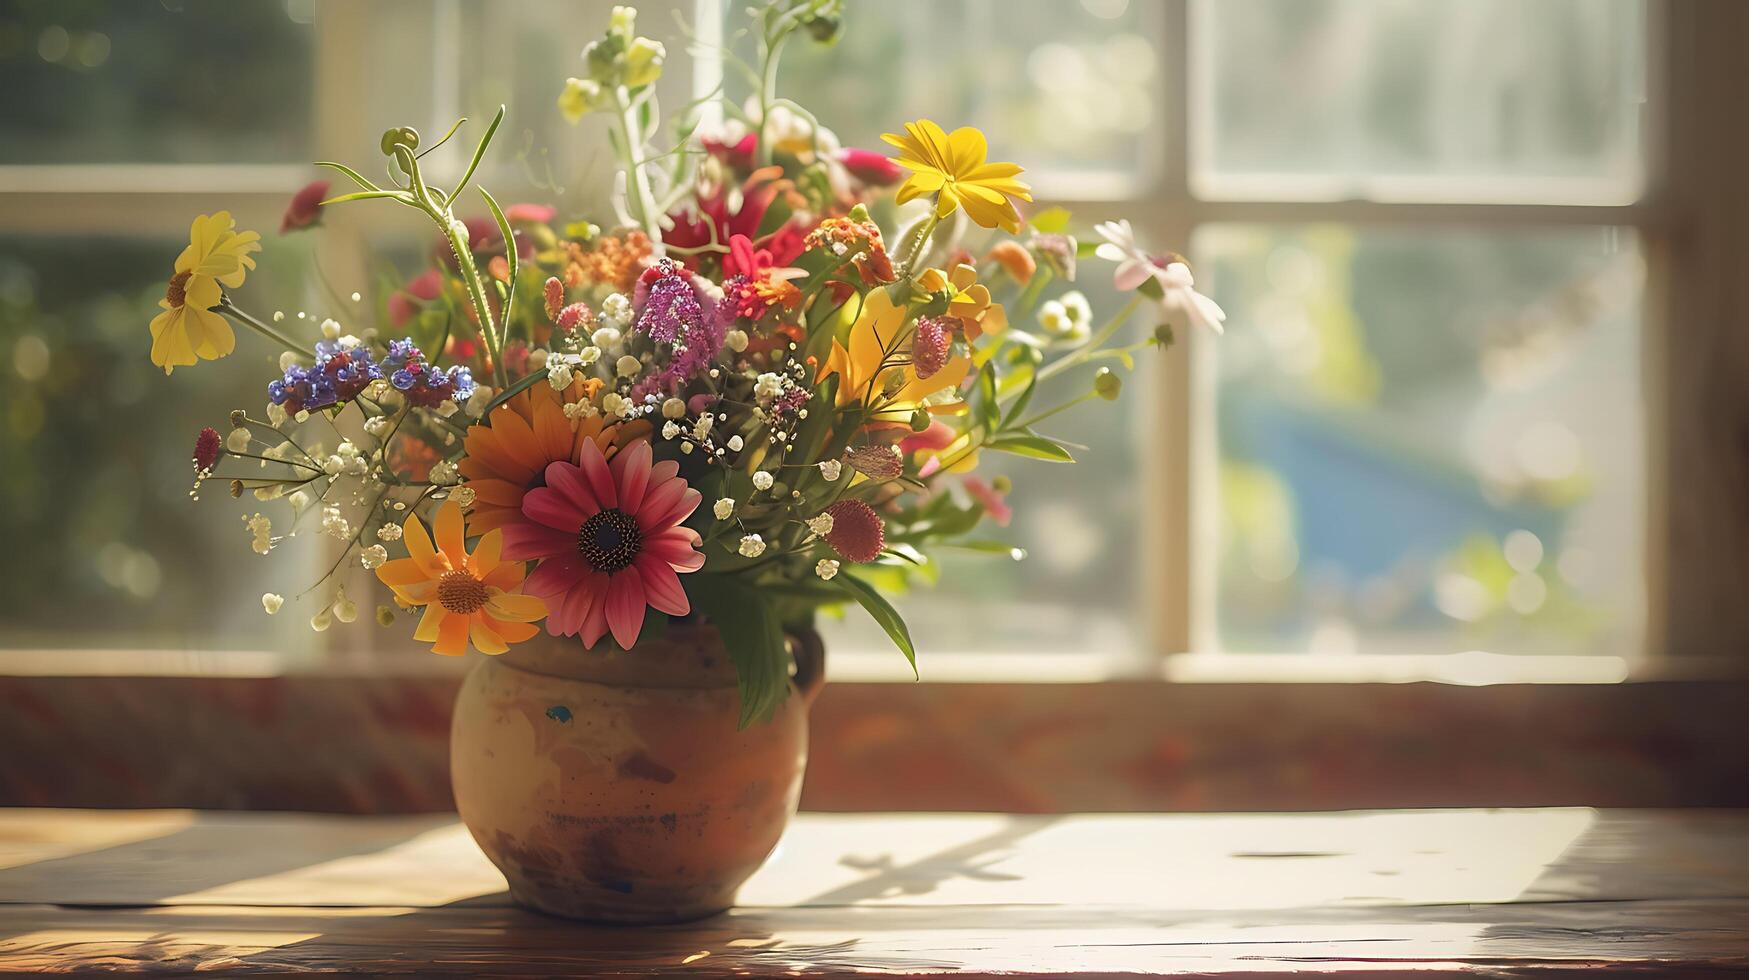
[1201,225,1643,657]
[1196,0,1644,197]
[0,237,318,655]
[0,1,314,164]
[822,275,1155,664]
[736,0,1161,181]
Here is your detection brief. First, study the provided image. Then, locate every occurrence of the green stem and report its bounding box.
[1011,390,1099,431]
[754,28,791,168]
[438,211,508,389]
[1010,265,1054,320]
[900,211,942,275]
[216,299,309,356]
[1035,295,1142,384]
[615,87,663,245]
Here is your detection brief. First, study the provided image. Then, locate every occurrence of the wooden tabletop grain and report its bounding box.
[0,807,1744,977]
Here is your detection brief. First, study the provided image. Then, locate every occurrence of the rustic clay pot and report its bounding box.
[450,621,824,923]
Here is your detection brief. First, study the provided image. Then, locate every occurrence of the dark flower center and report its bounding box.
[578,508,642,573]
[436,569,489,615]
[165,271,192,308]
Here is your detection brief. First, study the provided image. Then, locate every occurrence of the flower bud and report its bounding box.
[624,37,665,89]
[378,126,418,156]
[1094,367,1122,401]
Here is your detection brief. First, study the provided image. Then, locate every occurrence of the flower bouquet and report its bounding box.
[153,0,1221,919]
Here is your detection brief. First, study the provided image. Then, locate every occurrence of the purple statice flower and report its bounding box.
[379,338,475,408]
[268,340,381,415]
[630,299,733,402]
[626,259,730,400]
[635,274,703,345]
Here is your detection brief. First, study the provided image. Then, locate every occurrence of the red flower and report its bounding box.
[665,167,802,269]
[838,147,903,186]
[703,133,757,170]
[824,499,886,563]
[963,476,1012,527]
[504,203,557,224]
[388,269,443,328]
[192,427,222,472]
[280,179,329,234]
[900,421,956,456]
[543,277,565,320]
[502,440,705,650]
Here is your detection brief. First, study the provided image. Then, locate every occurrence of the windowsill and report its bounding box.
[2,646,1741,685]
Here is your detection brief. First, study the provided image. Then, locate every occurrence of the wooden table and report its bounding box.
[0,808,1744,976]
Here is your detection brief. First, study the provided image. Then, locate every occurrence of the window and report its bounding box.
[0,0,1655,674]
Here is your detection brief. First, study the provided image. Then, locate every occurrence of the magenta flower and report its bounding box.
[387,269,443,328]
[280,179,329,234]
[838,147,904,186]
[502,440,705,650]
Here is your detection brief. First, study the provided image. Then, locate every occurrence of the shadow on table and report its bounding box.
[803,814,1051,905]
[195,817,1058,974]
[0,813,451,909]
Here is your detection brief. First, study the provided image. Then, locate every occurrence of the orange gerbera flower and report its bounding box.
[374,500,546,656]
[458,381,645,534]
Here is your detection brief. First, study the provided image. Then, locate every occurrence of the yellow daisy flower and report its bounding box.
[148,211,261,374]
[373,500,547,656]
[882,120,1032,233]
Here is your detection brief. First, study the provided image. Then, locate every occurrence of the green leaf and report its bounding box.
[688,575,791,728]
[479,185,518,330]
[448,105,505,206]
[945,539,1027,558]
[987,435,1075,462]
[1002,369,1038,430]
[834,573,917,678]
[417,116,469,159]
[1029,206,1072,235]
[316,160,384,193]
[976,362,1000,430]
[480,370,544,416]
[319,189,413,206]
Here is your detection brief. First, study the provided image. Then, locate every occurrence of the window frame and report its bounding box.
[0,0,1678,679]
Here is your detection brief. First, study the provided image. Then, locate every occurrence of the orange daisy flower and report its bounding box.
[374,500,546,656]
[457,381,645,534]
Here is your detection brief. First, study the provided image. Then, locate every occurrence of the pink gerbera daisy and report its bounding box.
[501,439,704,650]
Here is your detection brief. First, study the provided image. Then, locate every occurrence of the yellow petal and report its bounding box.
[946,126,989,177]
[214,231,261,288]
[392,581,438,606]
[485,591,547,623]
[908,119,953,169]
[433,501,465,567]
[468,616,509,655]
[469,527,501,577]
[188,306,234,361]
[375,557,432,589]
[966,161,1024,181]
[935,189,960,219]
[432,612,470,656]
[403,511,444,575]
[148,309,195,374]
[183,274,222,310]
[413,602,448,642]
